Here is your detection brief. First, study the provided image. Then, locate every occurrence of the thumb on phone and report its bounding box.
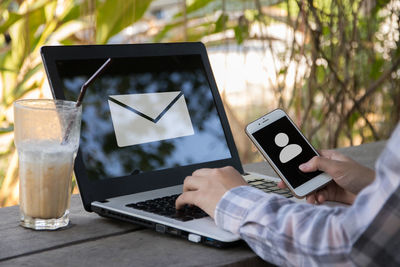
[277,156,336,190]
[299,156,339,175]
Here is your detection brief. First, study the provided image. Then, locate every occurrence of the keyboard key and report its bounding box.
[273,189,290,194]
[247,177,293,198]
[248,180,266,185]
[126,194,208,222]
[267,186,281,191]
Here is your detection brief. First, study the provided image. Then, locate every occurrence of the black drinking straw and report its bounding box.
[61,58,113,144]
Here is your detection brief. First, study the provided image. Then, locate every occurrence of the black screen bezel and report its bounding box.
[40,42,243,211]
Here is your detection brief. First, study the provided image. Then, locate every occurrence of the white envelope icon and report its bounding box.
[108,91,194,147]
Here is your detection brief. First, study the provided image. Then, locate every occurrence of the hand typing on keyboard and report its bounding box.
[126,169,293,222]
[175,166,248,218]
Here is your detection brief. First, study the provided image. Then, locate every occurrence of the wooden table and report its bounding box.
[0,141,386,266]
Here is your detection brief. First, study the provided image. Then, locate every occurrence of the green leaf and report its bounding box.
[6,3,49,72]
[234,22,249,45]
[47,21,85,44]
[174,0,215,18]
[153,21,183,42]
[60,1,81,23]
[96,0,153,44]
[153,13,206,42]
[311,107,323,121]
[370,57,384,80]
[278,67,287,75]
[7,64,42,106]
[10,82,40,104]
[214,13,228,33]
[234,26,243,44]
[348,111,361,128]
[0,12,22,33]
[316,65,326,83]
[0,0,56,34]
[0,67,17,73]
[0,125,13,134]
[186,21,215,41]
[33,19,58,54]
[0,0,14,11]
[322,25,330,36]
[44,1,57,22]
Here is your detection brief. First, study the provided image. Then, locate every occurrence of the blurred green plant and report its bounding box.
[0,0,153,207]
[1,0,399,207]
[155,0,400,162]
[291,0,400,148]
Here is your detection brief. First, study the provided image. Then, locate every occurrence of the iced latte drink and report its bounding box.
[14,99,81,230]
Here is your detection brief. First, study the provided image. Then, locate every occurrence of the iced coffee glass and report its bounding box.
[13,99,81,230]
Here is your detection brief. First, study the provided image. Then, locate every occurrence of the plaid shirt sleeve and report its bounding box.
[215,123,400,266]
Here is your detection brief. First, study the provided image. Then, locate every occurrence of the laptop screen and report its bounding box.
[55,55,232,180]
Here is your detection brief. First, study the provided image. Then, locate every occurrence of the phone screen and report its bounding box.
[252,116,322,188]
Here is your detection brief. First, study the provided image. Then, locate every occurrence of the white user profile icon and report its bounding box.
[275,133,302,163]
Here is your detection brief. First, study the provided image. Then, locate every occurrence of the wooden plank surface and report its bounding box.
[0,230,268,267]
[0,195,142,262]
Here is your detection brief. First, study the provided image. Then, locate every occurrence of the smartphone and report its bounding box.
[245,109,332,198]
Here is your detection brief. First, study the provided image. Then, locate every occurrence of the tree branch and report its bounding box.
[333,56,400,145]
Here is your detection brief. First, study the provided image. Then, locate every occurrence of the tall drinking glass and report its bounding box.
[13,99,81,230]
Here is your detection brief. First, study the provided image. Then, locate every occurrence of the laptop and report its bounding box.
[40,42,293,247]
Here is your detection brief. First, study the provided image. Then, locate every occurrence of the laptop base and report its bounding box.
[92,205,241,248]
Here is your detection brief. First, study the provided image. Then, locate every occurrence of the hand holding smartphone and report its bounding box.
[245,109,332,198]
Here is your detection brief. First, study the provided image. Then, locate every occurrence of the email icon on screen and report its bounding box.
[108,91,194,147]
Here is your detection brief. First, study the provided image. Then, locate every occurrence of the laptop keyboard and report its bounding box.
[246,178,293,198]
[126,194,208,222]
[126,179,292,222]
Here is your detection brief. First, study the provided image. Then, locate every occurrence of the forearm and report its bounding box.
[215,186,355,266]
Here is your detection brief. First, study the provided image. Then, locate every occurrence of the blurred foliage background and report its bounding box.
[0,0,399,207]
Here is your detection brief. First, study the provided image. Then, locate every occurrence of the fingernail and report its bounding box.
[299,163,307,170]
